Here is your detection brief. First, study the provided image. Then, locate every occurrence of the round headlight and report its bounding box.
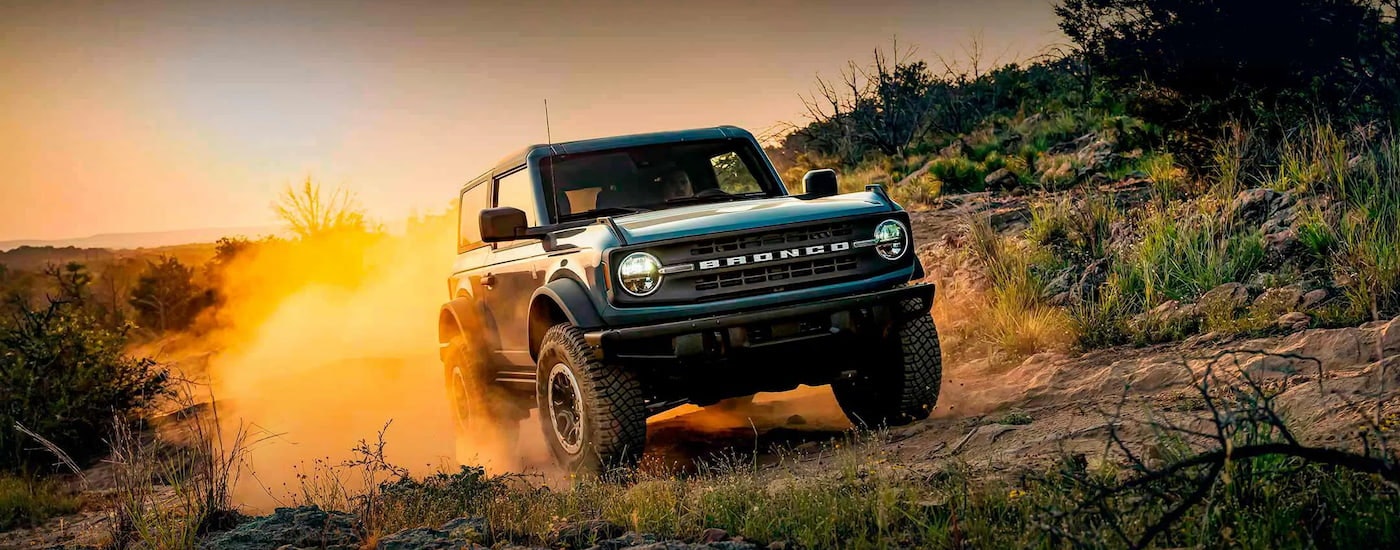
[873,219,908,261]
[617,252,663,296]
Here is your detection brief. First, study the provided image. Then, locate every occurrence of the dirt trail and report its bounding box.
[650,315,1400,479]
[644,193,1400,477]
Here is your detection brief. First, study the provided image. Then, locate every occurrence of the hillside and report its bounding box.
[0,226,280,254]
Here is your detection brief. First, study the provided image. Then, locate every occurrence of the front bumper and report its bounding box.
[583,284,934,361]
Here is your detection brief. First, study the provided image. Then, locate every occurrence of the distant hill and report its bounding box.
[0,226,281,253]
[0,242,223,272]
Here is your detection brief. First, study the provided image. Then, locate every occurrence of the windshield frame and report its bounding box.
[539,138,786,224]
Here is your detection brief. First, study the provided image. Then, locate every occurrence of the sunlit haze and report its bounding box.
[0,0,1061,242]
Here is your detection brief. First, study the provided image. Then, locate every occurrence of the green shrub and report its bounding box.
[0,295,170,474]
[927,156,985,193]
[1274,123,1349,194]
[1022,111,1083,151]
[980,151,1007,174]
[889,173,941,207]
[330,433,1400,550]
[0,474,79,531]
[1027,199,1074,251]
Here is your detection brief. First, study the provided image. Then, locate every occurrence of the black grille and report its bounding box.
[687,223,855,257]
[609,214,908,306]
[695,256,859,291]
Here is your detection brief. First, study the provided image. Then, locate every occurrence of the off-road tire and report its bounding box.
[444,334,522,464]
[536,323,647,474]
[832,307,942,428]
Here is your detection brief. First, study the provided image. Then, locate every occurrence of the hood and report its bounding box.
[609,192,895,244]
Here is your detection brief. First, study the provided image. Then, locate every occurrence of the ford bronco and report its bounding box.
[439,126,941,473]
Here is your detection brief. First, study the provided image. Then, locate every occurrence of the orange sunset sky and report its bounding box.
[1,0,1062,242]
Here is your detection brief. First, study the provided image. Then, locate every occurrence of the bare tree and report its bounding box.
[274,177,367,240]
[799,39,939,162]
[1039,348,1398,549]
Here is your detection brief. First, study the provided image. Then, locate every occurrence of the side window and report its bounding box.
[458,183,490,251]
[494,167,539,227]
[710,152,762,194]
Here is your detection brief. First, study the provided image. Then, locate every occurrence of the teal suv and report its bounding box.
[439,126,942,473]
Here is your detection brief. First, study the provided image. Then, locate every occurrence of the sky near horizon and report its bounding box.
[0,0,1063,241]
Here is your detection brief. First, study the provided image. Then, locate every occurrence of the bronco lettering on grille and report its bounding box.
[696,241,852,270]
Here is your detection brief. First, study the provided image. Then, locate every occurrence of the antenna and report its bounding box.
[544,99,552,143]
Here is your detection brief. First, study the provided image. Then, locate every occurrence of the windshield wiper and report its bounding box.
[663,194,743,205]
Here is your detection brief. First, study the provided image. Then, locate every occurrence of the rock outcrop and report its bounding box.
[200,506,361,550]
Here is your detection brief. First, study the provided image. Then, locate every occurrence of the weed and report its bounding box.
[1130,201,1264,304]
[964,217,1075,360]
[1069,273,1138,349]
[998,411,1033,426]
[1140,151,1189,201]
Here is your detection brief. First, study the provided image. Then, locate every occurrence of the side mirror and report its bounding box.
[803,169,839,198]
[480,207,531,242]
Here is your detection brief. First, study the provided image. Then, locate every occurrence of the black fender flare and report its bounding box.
[438,297,489,361]
[528,278,604,360]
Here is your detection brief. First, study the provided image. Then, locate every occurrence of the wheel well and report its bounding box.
[529,297,569,361]
[439,308,461,345]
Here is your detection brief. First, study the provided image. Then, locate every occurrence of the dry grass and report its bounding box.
[107,385,249,549]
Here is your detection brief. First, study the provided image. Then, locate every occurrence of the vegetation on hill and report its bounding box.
[765,0,1400,365]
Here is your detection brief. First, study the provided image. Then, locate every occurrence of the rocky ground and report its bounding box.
[4,189,1397,549]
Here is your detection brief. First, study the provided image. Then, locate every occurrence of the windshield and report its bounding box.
[541,139,782,222]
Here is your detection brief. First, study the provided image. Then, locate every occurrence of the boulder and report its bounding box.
[1253,285,1305,313]
[1301,288,1330,310]
[1277,312,1311,332]
[1047,133,1095,155]
[699,528,730,543]
[1380,316,1400,355]
[1075,139,1115,172]
[1074,259,1109,301]
[1042,268,1077,300]
[1263,228,1301,263]
[940,138,972,158]
[1199,282,1250,313]
[1228,188,1283,225]
[1140,299,1199,327]
[377,517,491,550]
[984,168,1019,189]
[552,519,626,549]
[200,506,361,550]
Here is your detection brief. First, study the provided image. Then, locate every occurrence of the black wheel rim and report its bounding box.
[450,366,473,430]
[547,362,584,454]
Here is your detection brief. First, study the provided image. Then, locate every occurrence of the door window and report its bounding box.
[494,167,539,228]
[458,182,490,251]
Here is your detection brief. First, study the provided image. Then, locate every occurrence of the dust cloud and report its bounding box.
[183,212,535,510]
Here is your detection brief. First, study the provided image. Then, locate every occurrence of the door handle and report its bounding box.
[480,274,496,289]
